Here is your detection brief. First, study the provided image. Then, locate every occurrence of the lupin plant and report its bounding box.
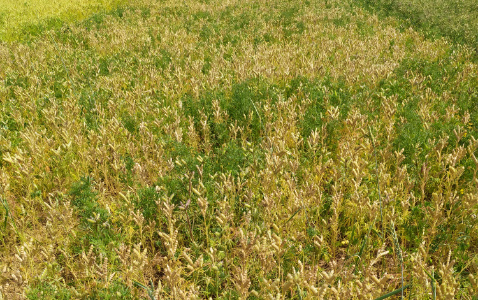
[0,0,477,298]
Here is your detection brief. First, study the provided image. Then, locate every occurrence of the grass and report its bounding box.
[0,0,127,41]
[0,0,477,298]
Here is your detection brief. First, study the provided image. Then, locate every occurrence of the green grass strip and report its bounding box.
[374,284,411,300]
[1,197,8,230]
[0,196,23,242]
[133,280,157,300]
[285,207,303,225]
[423,268,436,300]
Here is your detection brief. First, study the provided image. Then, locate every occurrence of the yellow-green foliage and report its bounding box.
[0,0,477,299]
[0,0,126,41]
[359,0,478,49]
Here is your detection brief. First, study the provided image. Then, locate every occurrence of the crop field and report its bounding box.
[0,0,126,41]
[0,0,477,298]
[358,0,478,51]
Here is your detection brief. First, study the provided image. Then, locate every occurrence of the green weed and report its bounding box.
[26,282,72,300]
[69,177,117,253]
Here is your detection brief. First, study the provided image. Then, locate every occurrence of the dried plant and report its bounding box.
[0,0,477,298]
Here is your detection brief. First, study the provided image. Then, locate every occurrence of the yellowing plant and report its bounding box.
[0,0,477,298]
[0,0,126,41]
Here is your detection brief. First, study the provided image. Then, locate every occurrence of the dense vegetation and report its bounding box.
[0,0,477,298]
[0,0,127,42]
[357,0,478,52]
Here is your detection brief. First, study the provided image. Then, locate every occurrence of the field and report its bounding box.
[0,0,126,41]
[0,0,477,298]
[358,0,478,51]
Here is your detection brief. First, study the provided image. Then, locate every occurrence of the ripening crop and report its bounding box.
[0,0,477,299]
